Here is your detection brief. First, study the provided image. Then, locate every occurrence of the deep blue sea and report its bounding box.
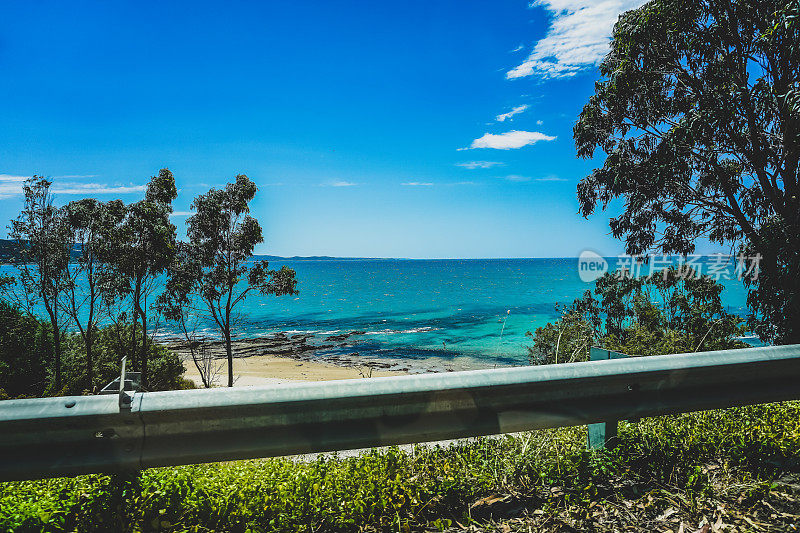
[0,258,752,368]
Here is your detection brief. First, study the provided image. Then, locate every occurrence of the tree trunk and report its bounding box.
[86,329,93,392]
[46,305,62,392]
[131,276,142,370]
[53,326,62,392]
[130,310,138,370]
[225,330,233,387]
[140,312,148,389]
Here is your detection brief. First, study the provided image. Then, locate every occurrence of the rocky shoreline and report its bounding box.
[158,329,486,375]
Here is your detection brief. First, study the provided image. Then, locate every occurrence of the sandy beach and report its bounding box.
[182,352,406,387]
[161,333,413,387]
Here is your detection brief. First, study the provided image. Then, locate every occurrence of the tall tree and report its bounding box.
[173,174,298,387]
[62,198,126,390]
[114,169,177,388]
[158,242,222,388]
[573,0,800,343]
[6,177,71,391]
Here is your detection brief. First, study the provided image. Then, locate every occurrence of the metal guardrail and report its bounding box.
[1,345,800,482]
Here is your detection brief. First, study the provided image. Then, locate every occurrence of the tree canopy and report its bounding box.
[113,169,177,387]
[162,175,298,387]
[574,0,800,343]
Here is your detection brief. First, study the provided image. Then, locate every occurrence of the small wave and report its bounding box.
[362,326,440,336]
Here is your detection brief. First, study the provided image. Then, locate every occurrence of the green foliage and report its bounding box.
[0,303,184,398]
[573,0,800,344]
[62,197,128,390]
[111,169,178,387]
[6,176,71,390]
[527,268,746,363]
[0,301,51,398]
[2,401,798,532]
[162,175,298,387]
[59,323,185,395]
[742,216,800,345]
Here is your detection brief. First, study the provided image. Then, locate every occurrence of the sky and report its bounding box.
[0,0,678,259]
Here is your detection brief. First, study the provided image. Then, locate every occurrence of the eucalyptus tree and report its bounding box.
[6,176,71,390]
[166,174,298,387]
[158,242,220,388]
[573,0,800,343]
[114,169,177,387]
[62,198,126,390]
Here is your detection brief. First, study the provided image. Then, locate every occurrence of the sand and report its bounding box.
[182,352,406,387]
[160,332,478,387]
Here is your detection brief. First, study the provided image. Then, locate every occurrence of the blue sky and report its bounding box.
[0,0,675,258]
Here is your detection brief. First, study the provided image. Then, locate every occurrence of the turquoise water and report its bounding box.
[220,258,751,366]
[0,258,752,367]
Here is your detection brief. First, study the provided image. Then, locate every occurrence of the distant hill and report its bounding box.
[0,239,18,263]
[254,255,397,262]
[0,240,393,264]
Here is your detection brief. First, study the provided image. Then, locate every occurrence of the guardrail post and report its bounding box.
[587,347,630,450]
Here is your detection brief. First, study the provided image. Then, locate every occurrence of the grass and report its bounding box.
[2,402,800,532]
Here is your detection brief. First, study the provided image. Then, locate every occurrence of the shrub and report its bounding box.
[1,401,798,532]
[0,303,185,398]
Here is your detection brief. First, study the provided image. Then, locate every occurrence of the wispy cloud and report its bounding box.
[507,0,647,80]
[401,182,434,186]
[0,175,28,199]
[495,104,529,122]
[503,175,532,182]
[536,120,544,125]
[501,174,567,182]
[322,180,357,187]
[51,183,147,195]
[170,211,193,217]
[0,174,148,199]
[509,44,525,53]
[52,174,97,179]
[456,161,504,169]
[463,130,556,150]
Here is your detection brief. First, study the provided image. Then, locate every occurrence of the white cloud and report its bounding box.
[170,211,193,217]
[536,119,544,125]
[456,161,504,169]
[500,174,567,182]
[0,175,149,199]
[496,104,529,122]
[507,0,648,80]
[52,174,97,179]
[0,175,28,199]
[51,183,147,195]
[322,180,357,187]
[465,130,556,150]
[510,44,525,53]
[401,182,434,186]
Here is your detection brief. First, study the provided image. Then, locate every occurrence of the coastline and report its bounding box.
[160,331,495,387]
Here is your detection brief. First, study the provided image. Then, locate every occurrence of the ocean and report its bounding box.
[0,257,753,369]
[209,257,752,368]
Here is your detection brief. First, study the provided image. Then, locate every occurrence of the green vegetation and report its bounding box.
[2,402,799,531]
[0,302,185,399]
[574,0,800,344]
[1,171,296,395]
[159,174,298,388]
[527,268,746,364]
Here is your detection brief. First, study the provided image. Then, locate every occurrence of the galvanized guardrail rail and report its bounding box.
[2,344,800,482]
